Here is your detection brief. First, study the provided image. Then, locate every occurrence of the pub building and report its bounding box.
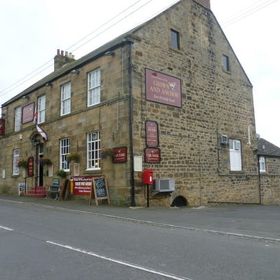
[0,0,267,206]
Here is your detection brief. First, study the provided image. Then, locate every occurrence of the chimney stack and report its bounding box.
[194,0,210,9]
[54,49,75,71]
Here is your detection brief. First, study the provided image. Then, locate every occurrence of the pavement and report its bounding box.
[1,194,280,242]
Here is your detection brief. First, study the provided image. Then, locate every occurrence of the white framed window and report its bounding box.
[87,69,101,107]
[12,149,20,176]
[259,156,266,173]
[14,106,22,132]
[61,82,71,116]
[38,95,46,124]
[229,139,242,171]
[87,131,101,170]
[60,138,70,171]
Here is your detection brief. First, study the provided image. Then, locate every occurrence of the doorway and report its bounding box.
[36,143,44,186]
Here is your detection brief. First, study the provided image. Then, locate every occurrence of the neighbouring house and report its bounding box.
[257,138,280,205]
[0,0,263,207]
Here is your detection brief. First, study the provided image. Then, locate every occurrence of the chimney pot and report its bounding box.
[54,49,76,71]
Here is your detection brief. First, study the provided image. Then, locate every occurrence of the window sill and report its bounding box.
[84,169,102,175]
[169,47,183,55]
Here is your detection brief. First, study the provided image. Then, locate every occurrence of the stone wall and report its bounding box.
[130,0,259,206]
[0,0,261,207]
[260,157,280,205]
[0,46,133,205]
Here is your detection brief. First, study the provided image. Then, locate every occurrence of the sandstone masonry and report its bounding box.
[1,0,274,206]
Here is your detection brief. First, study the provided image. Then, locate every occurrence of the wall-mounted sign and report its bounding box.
[0,119,5,135]
[22,103,35,124]
[145,121,159,147]
[112,147,127,163]
[144,148,161,164]
[27,156,34,177]
[73,176,93,195]
[145,69,182,108]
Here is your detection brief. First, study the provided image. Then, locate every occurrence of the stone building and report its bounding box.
[0,0,262,206]
[257,138,280,205]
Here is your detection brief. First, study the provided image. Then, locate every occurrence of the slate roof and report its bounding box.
[2,32,134,106]
[257,138,280,157]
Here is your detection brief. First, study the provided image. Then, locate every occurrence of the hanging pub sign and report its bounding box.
[145,121,159,148]
[27,156,34,177]
[145,68,182,108]
[112,147,127,163]
[22,103,35,124]
[72,176,93,195]
[144,148,161,164]
[0,119,5,136]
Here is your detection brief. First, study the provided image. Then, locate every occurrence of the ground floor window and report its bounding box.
[87,131,100,170]
[12,149,20,176]
[60,138,70,171]
[229,139,242,171]
[259,156,266,173]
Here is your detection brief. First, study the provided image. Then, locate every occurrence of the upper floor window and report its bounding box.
[38,95,46,124]
[60,138,70,171]
[171,29,180,50]
[87,131,101,170]
[61,82,71,116]
[88,68,101,107]
[259,156,266,173]
[12,149,20,176]
[14,106,22,132]
[222,54,230,72]
[229,139,242,171]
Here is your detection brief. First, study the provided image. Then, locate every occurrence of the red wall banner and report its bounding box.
[145,121,159,148]
[22,103,35,124]
[0,119,5,136]
[145,69,182,107]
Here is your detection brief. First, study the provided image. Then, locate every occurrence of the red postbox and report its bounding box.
[142,169,153,185]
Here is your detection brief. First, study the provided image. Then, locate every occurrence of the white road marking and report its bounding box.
[46,241,192,280]
[0,225,14,231]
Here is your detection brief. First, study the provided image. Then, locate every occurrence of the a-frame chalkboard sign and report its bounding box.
[89,176,110,206]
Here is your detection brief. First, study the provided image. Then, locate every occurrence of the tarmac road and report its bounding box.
[0,196,279,280]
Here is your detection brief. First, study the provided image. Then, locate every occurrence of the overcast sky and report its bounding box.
[0,0,279,146]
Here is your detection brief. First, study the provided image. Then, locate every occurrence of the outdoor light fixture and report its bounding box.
[104,50,115,56]
[71,69,80,75]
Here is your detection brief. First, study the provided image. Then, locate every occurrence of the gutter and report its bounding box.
[127,39,136,207]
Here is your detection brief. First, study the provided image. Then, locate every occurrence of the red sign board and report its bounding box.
[145,121,159,148]
[0,119,5,136]
[146,69,182,107]
[27,156,34,177]
[22,103,35,124]
[113,147,127,163]
[73,176,93,195]
[144,148,161,164]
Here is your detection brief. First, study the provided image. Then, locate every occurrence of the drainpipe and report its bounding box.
[257,155,262,205]
[127,39,136,207]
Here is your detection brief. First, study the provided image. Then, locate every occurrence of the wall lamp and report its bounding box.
[45,82,53,87]
[71,69,80,75]
[104,50,115,56]
[22,95,30,100]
